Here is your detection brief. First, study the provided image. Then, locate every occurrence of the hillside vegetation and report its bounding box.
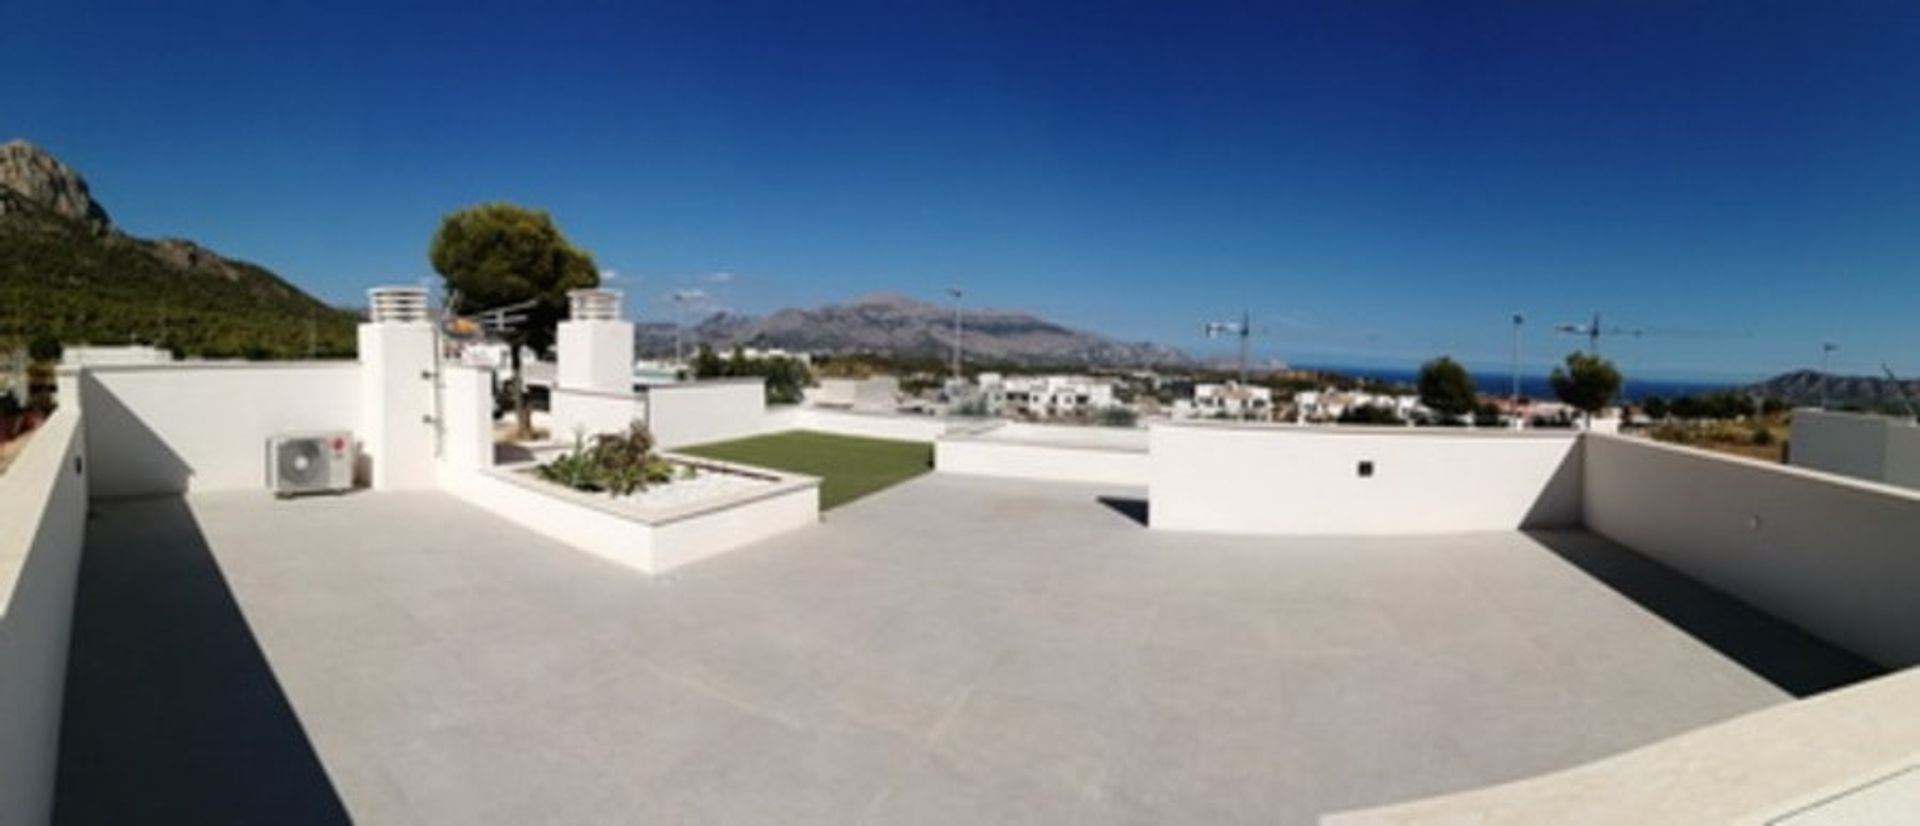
[0,140,358,359]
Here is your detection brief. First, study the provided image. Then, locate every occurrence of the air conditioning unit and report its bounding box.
[268,431,354,496]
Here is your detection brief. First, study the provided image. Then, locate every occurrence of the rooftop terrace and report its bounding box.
[55,474,1876,824]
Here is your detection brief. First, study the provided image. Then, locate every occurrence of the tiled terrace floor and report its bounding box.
[55,475,1879,824]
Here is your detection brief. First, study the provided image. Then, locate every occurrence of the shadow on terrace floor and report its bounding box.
[54,497,348,826]
[1525,529,1885,699]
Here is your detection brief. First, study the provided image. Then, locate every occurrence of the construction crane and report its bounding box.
[1553,312,1749,355]
[1203,311,1253,382]
[1551,312,1645,354]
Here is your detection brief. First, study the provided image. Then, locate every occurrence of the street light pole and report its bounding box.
[947,287,964,381]
[1511,313,1524,407]
[1820,342,1839,409]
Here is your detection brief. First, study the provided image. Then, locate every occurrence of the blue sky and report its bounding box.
[7,0,1920,381]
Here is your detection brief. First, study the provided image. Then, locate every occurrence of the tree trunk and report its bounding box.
[510,344,532,440]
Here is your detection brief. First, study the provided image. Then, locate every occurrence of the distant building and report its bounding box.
[978,373,1119,419]
[1173,382,1272,420]
[737,346,812,365]
[1292,388,1425,423]
[813,375,901,412]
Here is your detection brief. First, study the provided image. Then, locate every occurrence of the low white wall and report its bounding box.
[936,423,1149,486]
[1148,422,1582,535]
[1790,408,1920,490]
[0,408,88,824]
[937,438,1148,486]
[437,463,818,575]
[793,407,954,442]
[1584,434,1920,667]
[551,388,647,443]
[81,363,360,497]
[646,379,774,448]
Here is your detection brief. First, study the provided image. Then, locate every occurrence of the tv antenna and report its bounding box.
[1882,363,1918,421]
[1203,311,1254,382]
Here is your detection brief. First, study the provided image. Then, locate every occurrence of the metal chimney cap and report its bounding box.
[368,286,430,324]
[568,289,623,321]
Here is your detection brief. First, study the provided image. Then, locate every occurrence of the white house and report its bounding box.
[1173,382,1272,420]
[978,373,1119,419]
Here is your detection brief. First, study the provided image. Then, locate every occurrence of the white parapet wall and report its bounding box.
[1789,408,1920,490]
[1584,433,1920,668]
[0,408,88,824]
[1148,421,1582,535]
[936,422,1149,486]
[436,459,819,575]
[551,387,647,443]
[646,379,774,448]
[80,362,361,497]
[792,407,957,442]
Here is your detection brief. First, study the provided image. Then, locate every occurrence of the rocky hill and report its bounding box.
[0,139,358,358]
[636,293,1192,368]
[1743,369,1920,412]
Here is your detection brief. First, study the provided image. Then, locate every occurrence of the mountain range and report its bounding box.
[1741,369,1920,412]
[0,139,358,358]
[634,293,1193,368]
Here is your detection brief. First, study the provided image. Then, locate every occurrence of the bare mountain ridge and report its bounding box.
[1742,369,1920,411]
[637,293,1192,367]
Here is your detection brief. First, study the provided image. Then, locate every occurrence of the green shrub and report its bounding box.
[536,422,682,496]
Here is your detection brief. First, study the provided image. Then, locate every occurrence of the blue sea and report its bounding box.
[1298,365,1734,402]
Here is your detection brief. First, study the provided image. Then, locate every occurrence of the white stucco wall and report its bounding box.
[551,388,647,443]
[646,379,774,448]
[0,408,88,825]
[81,363,360,497]
[358,323,437,490]
[1790,408,1920,490]
[555,320,633,394]
[792,407,953,442]
[440,366,495,470]
[936,423,1149,486]
[1584,434,1920,667]
[936,438,1149,486]
[1148,421,1582,535]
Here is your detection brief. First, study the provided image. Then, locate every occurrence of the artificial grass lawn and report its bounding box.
[676,430,933,510]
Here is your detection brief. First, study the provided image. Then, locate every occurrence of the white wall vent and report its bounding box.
[568,289,623,322]
[268,431,355,496]
[368,286,430,324]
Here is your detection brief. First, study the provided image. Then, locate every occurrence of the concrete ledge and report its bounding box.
[436,456,819,575]
[1322,667,1920,826]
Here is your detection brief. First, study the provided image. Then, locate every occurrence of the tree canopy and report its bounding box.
[428,202,598,355]
[691,344,811,405]
[1416,356,1477,418]
[1549,351,1622,414]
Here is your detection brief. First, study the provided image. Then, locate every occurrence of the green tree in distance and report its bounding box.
[1549,351,1623,425]
[429,203,598,437]
[1416,356,1477,421]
